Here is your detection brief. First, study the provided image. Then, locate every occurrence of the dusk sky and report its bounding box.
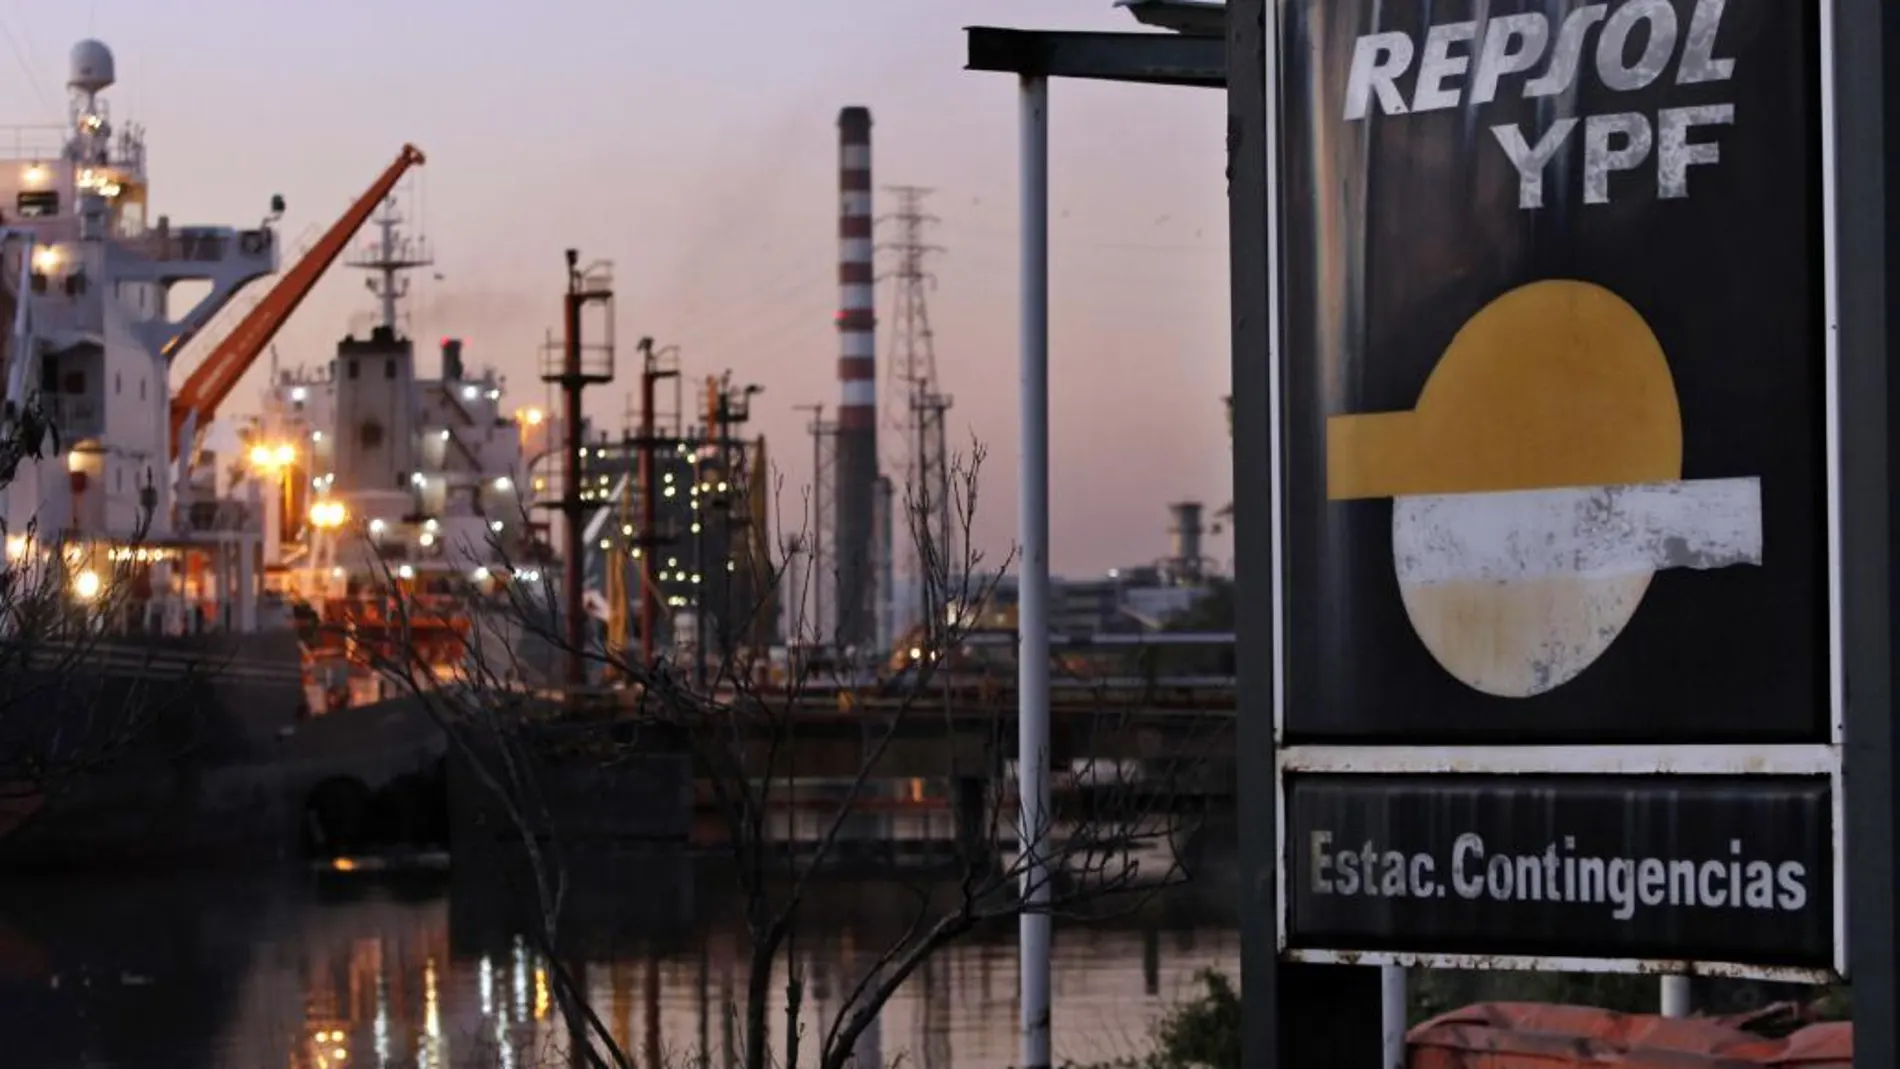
[14,0,1233,578]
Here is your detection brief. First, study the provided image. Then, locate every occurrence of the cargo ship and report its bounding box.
[242,192,555,711]
[0,39,452,868]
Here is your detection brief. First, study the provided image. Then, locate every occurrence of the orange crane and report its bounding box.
[168,143,426,459]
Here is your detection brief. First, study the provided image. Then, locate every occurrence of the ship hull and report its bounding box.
[0,629,448,872]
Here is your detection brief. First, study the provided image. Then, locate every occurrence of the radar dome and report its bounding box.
[69,39,114,93]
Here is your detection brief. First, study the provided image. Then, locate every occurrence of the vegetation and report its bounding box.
[0,396,166,808]
[371,444,1213,1069]
[1066,968,1241,1069]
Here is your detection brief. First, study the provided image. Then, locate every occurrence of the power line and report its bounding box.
[0,9,49,117]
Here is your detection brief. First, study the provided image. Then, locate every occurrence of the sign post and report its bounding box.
[1267,0,1849,987]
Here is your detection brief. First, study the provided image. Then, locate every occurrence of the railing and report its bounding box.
[960,630,1235,648]
[0,124,71,161]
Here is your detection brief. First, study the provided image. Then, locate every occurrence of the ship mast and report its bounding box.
[346,194,432,336]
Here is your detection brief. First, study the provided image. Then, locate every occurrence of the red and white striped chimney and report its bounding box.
[837,108,875,434]
[834,105,878,648]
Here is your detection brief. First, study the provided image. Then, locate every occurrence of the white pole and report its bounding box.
[1381,965,1407,1069]
[1017,72,1053,1069]
[1661,975,1691,1017]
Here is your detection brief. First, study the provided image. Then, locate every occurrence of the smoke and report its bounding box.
[411,287,543,340]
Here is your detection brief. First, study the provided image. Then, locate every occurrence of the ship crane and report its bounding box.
[168,144,427,476]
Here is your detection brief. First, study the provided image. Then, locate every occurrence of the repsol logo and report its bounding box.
[1343,1,1739,209]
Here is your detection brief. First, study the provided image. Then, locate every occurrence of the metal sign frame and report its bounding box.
[1265,0,1848,982]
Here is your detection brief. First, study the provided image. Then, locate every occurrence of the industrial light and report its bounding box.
[311,430,323,442]
[494,476,512,491]
[419,532,436,547]
[472,566,490,581]
[31,246,58,273]
[398,565,415,580]
[73,569,100,601]
[519,408,545,426]
[440,429,451,441]
[308,500,347,528]
[21,163,45,186]
[490,520,504,532]
[4,534,25,559]
[250,442,295,470]
[463,385,480,401]
[369,518,387,535]
[291,387,307,402]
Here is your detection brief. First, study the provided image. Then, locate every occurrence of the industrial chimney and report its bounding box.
[1168,501,1205,584]
[834,106,878,650]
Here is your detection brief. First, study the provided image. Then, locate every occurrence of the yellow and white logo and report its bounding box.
[1326,279,1763,698]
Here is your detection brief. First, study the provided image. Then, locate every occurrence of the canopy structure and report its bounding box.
[964,0,1225,89]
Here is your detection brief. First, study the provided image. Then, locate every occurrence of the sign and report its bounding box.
[1269,0,1841,975]
[1285,775,1834,967]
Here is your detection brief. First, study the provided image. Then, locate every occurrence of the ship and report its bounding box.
[0,40,448,869]
[242,192,550,711]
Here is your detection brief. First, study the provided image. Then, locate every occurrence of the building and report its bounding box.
[561,421,779,666]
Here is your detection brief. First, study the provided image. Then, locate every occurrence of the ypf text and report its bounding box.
[1343,0,1740,209]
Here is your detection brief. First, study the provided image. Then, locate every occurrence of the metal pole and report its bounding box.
[1380,965,1406,1068]
[1017,71,1052,1069]
[1837,3,1899,1063]
[812,405,825,643]
[640,352,658,666]
[1659,976,1691,1018]
[561,281,587,688]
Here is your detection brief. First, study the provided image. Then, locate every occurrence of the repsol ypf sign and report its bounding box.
[1269,0,1840,974]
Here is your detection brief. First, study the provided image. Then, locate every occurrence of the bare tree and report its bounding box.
[0,400,177,823]
[368,441,1217,1069]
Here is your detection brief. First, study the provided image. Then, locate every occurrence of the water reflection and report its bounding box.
[0,863,1237,1069]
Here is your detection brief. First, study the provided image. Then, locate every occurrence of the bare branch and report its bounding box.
[368,429,1212,1069]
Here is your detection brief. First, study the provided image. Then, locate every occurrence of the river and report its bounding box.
[0,858,1239,1069]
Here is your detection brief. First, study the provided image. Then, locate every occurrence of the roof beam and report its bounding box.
[964,26,1226,89]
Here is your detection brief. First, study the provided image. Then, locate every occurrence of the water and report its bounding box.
[0,861,1239,1069]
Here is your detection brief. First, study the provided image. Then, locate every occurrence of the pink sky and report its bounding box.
[18,0,1233,577]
